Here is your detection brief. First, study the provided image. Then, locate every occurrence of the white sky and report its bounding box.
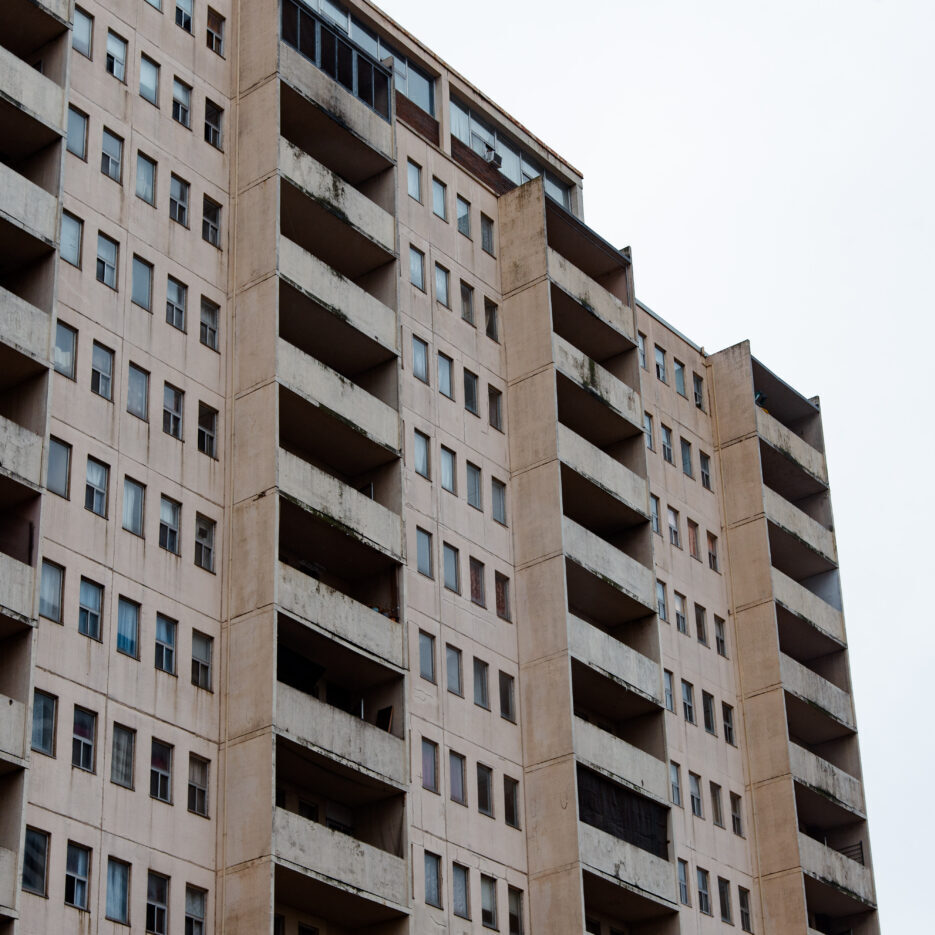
[380,0,933,926]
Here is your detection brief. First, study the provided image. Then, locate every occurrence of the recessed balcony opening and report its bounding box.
[767,520,836,582]
[0,99,61,196]
[556,372,642,454]
[759,437,831,526]
[0,351,46,436]
[785,690,857,770]
[752,357,824,452]
[0,216,54,289]
[277,613,404,740]
[806,880,878,935]
[0,0,68,84]
[795,782,867,852]
[0,479,38,566]
[777,604,849,691]
[0,250,54,314]
[279,498,399,618]
[0,770,24,849]
[582,870,679,933]
[0,627,29,710]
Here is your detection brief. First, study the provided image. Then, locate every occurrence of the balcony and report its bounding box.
[790,743,863,816]
[772,568,844,645]
[0,552,33,624]
[0,694,25,767]
[0,285,49,362]
[277,562,402,668]
[764,486,837,577]
[0,844,14,915]
[0,161,57,248]
[798,832,875,908]
[0,42,65,136]
[757,407,827,486]
[781,653,855,732]
[0,416,41,488]
[273,806,407,912]
[575,717,667,803]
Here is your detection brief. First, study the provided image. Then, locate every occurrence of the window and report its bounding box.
[637,332,647,369]
[195,514,216,571]
[484,298,499,341]
[67,107,88,158]
[114,597,139,659]
[22,828,49,895]
[155,613,177,673]
[702,691,716,734]
[416,527,432,577]
[47,437,71,499]
[460,280,474,323]
[127,363,149,420]
[464,369,479,414]
[731,792,744,835]
[106,858,130,923]
[446,644,462,695]
[140,54,159,104]
[508,887,524,935]
[473,657,489,709]
[687,519,700,560]
[680,438,693,476]
[435,263,450,307]
[31,690,56,755]
[172,78,191,126]
[432,177,447,218]
[453,863,470,918]
[192,631,213,689]
[700,451,712,489]
[695,603,708,644]
[440,446,456,493]
[198,404,218,458]
[186,885,207,935]
[466,462,482,509]
[682,680,695,724]
[477,764,493,816]
[40,561,64,622]
[674,592,687,634]
[470,557,485,606]
[650,494,660,534]
[456,195,470,236]
[163,384,183,439]
[137,152,157,204]
[150,739,172,801]
[147,871,169,935]
[670,761,681,806]
[654,345,666,382]
[166,276,187,330]
[85,458,109,516]
[677,858,690,905]
[488,386,503,430]
[188,754,209,815]
[170,174,189,225]
[106,31,127,81]
[438,352,453,398]
[674,359,686,396]
[419,630,435,682]
[414,426,431,474]
[111,723,135,787]
[421,737,438,792]
[408,245,427,289]
[176,0,193,32]
[694,372,705,410]
[656,580,667,621]
[504,775,520,828]
[73,7,93,57]
[481,213,495,255]
[718,877,733,923]
[205,99,223,148]
[643,411,654,449]
[200,297,219,349]
[715,616,728,657]
[97,232,118,288]
[707,532,719,571]
[723,702,736,745]
[663,670,674,712]
[119,478,145,537]
[492,479,507,525]
[65,842,91,909]
[424,851,441,907]
[449,750,466,804]
[131,255,153,310]
[689,772,703,817]
[55,322,77,378]
[72,706,96,771]
[697,868,711,915]
[499,670,515,721]
[411,335,429,383]
[661,425,673,463]
[739,887,753,932]
[710,782,724,827]
[59,213,83,270]
[207,8,225,54]
[91,343,114,401]
[667,508,680,547]
[495,572,511,621]
[443,542,460,593]
[203,196,222,246]
[407,159,421,201]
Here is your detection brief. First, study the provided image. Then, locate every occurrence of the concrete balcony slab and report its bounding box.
[0,415,42,488]
[0,552,33,624]
[798,832,875,907]
[764,486,837,567]
[0,845,14,915]
[575,717,667,803]
[757,407,827,486]
[0,694,26,766]
[0,161,57,247]
[790,742,863,816]
[772,567,845,645]
[0,286,49,363]
[780,653,855,731]
[0,43,65,135]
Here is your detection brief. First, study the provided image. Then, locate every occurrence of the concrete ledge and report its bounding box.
[0,552,34,623]
[278,562,403,669]
[764,486,837,566]
[0,286,49,363]
[0,845,15,915]
[0,161,57,246]
[0,694,26,765]
[273,807,407,911]
[789,743,863,816]
[278,449,403,561]
[36,0,70,21]
[0,415,42,488]
[548,247,635,343]
[563,516,656,612]
[757,408,827,485]
[0,44,65,134]
[575,717,668,804]
[798,832,875,907]
[780,653,855,731]
[772,567,845,645]
[278,338,400,454]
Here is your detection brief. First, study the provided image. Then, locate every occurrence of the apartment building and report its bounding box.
[0,1,878,934]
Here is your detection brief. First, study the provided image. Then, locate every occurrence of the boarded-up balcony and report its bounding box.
[0,551,33,624]
[798,832,875,908]
[781,653,855,732]
[0,694,25,766]
[0,415,42,488]
[790,742,863,817]
[575,717,667,803]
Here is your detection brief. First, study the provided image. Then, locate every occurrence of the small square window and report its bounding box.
[132,255,153,310]
[480,213,495,255]
[140,54,159,105]
[432,177,446,218]
[155,613,177,673]
[435,263,450,307]
[192,631,213,689]
[159,496,181,554]
[198,403,218,458]
[96,232,118,288]
[438,352,453,398]
[73,8,93,59]
[419,630,435,682]
[485,299,499,341]
[205,99,223,148]
[456,195,470,237]
[407,159,422,202]
[207,8,225,55]
[163,383,184,438]
[170,174,190,225]
[106,31,127,81]
[409,245,425,290]
[464,370,478,415]
[67,107,88,159]
[85,457,109,516]
[200,297,220,349]
[48,437,71,498]
[127,363,149,420]
[416,527,432,577]
[202,196,222,246]
[469,557,485,606]
[460,280,474,324]
[414,429,430,478]
[166,275,187,330]
[195,514,216,571]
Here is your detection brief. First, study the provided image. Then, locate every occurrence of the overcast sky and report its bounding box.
[380,0,932,926]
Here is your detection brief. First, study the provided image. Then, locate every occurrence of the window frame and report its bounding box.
[188,753,209,816]
[155,612,177,674]
[31,689,57,756]
[85,456,109,517]
[64,841,91,910]
[409,244,425,290]
[202,195,222,246]
[172,76,192,127]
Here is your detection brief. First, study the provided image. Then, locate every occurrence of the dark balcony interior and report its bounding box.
[566,557,656,636]
[777,604,849,691]
[767,520,836,581]
[572,660,665,760]
[752,357,825,452]
[277,612,404,739]
[0,97,61,195]
[796,782,867,851]
[785,685,855,754]
[0,627,29,712]
[0,251,54,313]
[0,770,24,852]
[583,871,678,929]
[0,352,47,435]
[556,372,642,451]
[759,438,831,527]
[0,479,38,565]
[806,883,878,935]
[0,0,68,85]
[279,279,398,408]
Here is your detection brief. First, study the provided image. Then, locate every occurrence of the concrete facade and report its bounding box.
[0,2,877,935]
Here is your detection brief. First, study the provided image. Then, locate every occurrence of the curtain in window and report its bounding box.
[112,728,133,786]
[117,600,138,656]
